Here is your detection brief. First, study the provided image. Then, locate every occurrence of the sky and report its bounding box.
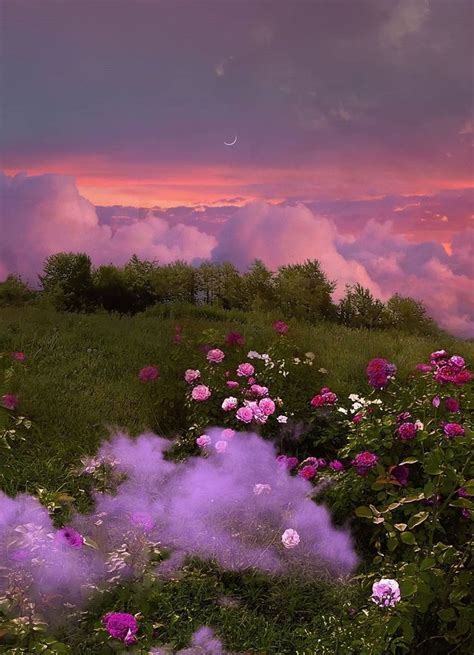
[0,0,473,335]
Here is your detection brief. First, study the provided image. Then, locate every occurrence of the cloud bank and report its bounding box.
[0,172,472,337]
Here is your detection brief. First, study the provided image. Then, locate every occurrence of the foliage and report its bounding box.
[0,276,35,307]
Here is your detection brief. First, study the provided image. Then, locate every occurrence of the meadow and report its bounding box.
[0,305,473,654]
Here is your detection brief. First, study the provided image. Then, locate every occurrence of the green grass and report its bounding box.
[1,306,473,653]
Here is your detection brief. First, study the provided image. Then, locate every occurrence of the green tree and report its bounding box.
[150,261,196,304]
[93,265,135,313]
[0,275,35,306]
[123,255,157,311]
[338,284,388,330]
[386,294,438,335]
[242,259,276,310]
[39,252,94,311]
[274,260,336,321]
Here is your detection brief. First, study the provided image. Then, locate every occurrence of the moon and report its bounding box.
[224,136,238,146]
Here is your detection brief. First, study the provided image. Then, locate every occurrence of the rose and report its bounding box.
[191,385,211,401]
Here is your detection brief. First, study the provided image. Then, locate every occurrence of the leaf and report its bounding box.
[420,557,436,571]
[394,523,407,532]
[387,616,401,635]
[400,579,418,597]
[399,457,419,465]
[355,506,373,519]
[407,511,429,529]
[373,516,385,524]
[388,537,398,552]
[387,501,402,512]
[424,462,443,475]
[83,536,99,550]
[400,531,417,545]
[438,608,456,622]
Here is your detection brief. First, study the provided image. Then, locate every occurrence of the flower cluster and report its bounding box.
[310,387,338,407]
[366,358,397,388]
[416,350,472,386]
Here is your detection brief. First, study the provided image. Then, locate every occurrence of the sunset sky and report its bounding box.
[1,0,473,335]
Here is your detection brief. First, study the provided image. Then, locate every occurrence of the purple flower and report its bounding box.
[102,612,138,644]
[55,527,84,549]
[130,512,154,533]
[449,355,465,369]
[1,394,18,410]
[461,508,471,519]
[458,487,473,499]
[415,364,432,373]
[396,411,412,424]
[237,362,255,377]
[298,465,317,480]
[351,451,378,476]
[371,579,401,608]
[316,458,327,469]
[225,331,245,346]
[207,348,225,364]
[398,422,417,441]
[431,349,448,361]
[366,358,396,388]
[443,422,465,438]
[392,464,409,487]
[329,459,345,472]
[138,366,159,383]
[445,397,460,413]
[273,320,289,335]
[432,396,441,408]
[276,455,299,470]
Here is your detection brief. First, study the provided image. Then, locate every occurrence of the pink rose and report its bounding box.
[250,384,269,397]
[1,394,18,411]
[196,434,211,448]
[221,428,235,440]
[184,369,201,384]
[281,528,300,549]
[237,363,255,377]
[207,348,225,364]
[215,440,228,453]
[258,398,276,416]
[226,380,239,389]
[222,396,238,411]
[138,365,159,382]
[12,352,26,362]
[236,406,254,423]
[191,385,211,401]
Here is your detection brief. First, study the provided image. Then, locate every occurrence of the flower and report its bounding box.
[281,528,300,549]
[207,348,225,363]
[445,397,460,413]
[391,464,409,487]
[196,434,211,448]
[298,465,317,480]
[449,355,465,369]
[237,362,255,377]
[431,349,448,361]
[366,358,396,388]
[443,422,465,438]
[352,413,363,424]
[247,350,261,359]
[415,364,432,373]
[222,396,238,411]
[258,397,276,416]
[225,331,245,346]
[273,320,289,335]
[1,394,18,410]
[311,388,338,407]
[371,579,401,608]
[316,458,327,469]
[253,483,272,495]
[396,411,412,423]
[226,380,239,389]
[221,428,235,440]
[250,384,269,397]
[458,487,473,499]
[191,385,211,401]
[130,512,154,533]
[351,451,378,476]
[329,459,345,472]
[276,455,299,470]
[138,366,159,383]
[102,612,138,644]
[277,415,288,423]
[184,369,201,384]
[432,395,441,408]
[215,440,228,453]
[398,422,417,441]
[12,352,26,362]
[55,527,84,549]
[236,406,254,423]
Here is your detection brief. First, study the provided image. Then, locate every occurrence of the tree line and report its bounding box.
[0,252,439,335]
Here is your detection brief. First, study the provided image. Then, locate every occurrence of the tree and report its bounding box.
[123,255,157,311]
[150,261,196,304]
[93,265,135,313]
[242,260,276,310]
[338,284,388,330]
[386,294,438,335]
[274,260,336,321]
[39,252,94,311]
[0,275,35,306]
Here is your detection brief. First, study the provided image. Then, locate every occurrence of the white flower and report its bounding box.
[281,528,300,549]
[293,357,301,364]
[351,402,363,411]
[253,483,272,495]
[348,394,360,402]
[337,407,348,415]
[247,350,261,359]
[318,367,328,374]
[277,415,288,423]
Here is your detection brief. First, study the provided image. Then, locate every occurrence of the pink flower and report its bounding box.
[226,380,239,389]
[215,440,228,453]
[352,413,363,424]
[432,396,441,408]
[184,369,201,384]
[236,406,254,423]
[445,397,460,413]
[366,358,396,388]
[12,352,26,362]
[191,385,211,401]
[281,528,300,549]
[55,527,84,549]
[273,320,289,335]
[138,365,159,383]
[221,428,235,440]
[207,348,225,364]
[225,331,245,346]
[251,384,269,397]
[196,434,211,448]
[222,396,238,411]
[371,579,401,608]
[102,612,138,644]
[247,376,256,385]
[329,459,345,472]
[276,455,299,470]
[415,364,432,373]
[258,398,276,416]
[298,465,317,480]
[1,394,18,410]
[237,362,255,377]
[398,422,417,441]
[449,355,465,369]
[431,350,448,361]
[311,394,324,407]
[454,370,472,385]
[443,422,465,438]
[351,451,378,476]
[311,388,338,407]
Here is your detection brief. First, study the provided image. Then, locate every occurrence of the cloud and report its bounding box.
[0,172,216,281]
[380,0,430,47]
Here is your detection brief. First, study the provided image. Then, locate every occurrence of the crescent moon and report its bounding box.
[224,136,238,146]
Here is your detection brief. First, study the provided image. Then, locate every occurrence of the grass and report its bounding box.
[1,305,473,653]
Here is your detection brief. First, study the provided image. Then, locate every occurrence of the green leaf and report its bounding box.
[394,523,407,532]
[420,557,436,571]
[424,462,443,475]
[399,457,419,465]
[407,511,429,529]
[387,616,401,635]
[355,506,373,519]
[438,607,456,623]
[400,579,418,597]
[400,531,417,545]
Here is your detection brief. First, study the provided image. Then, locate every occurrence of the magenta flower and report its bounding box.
[237,362,255,377]
[273,320,289,335]
[191,385,211,401]
[431,349,448,361]
[102,612,138,644]
[258,397,276,416]
[366,358,397,388]
[352,413,363,424]
[432,396,441,408]
[276,455,299,470]
[457,487,473,499]
[196,434,211,448]
[396,411,412,423]
[371,579,401,608]
[445,397,460,413]
[311,387,338,407]
[207,348,225,364]
[251,384,269,397]
[236,406,253,423]
[138,366,159,383]
[55,527,84,549]
[226,380,239,389]
[329,459,345,472]
[184,369,201,384]
[215,440,228,453]
[1,394,18,410]
[351,451,378,476]
[316,458,327,469]
[449,355,465,369]
[221,428,235,440]
[398,422,417,441]
[225,331,245,346]
[415,364,432,373]
[454,370,472,385]
[443,422,465,438]
[391,464,409,487]
[298,465,317,480]
[12,352,26,362]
